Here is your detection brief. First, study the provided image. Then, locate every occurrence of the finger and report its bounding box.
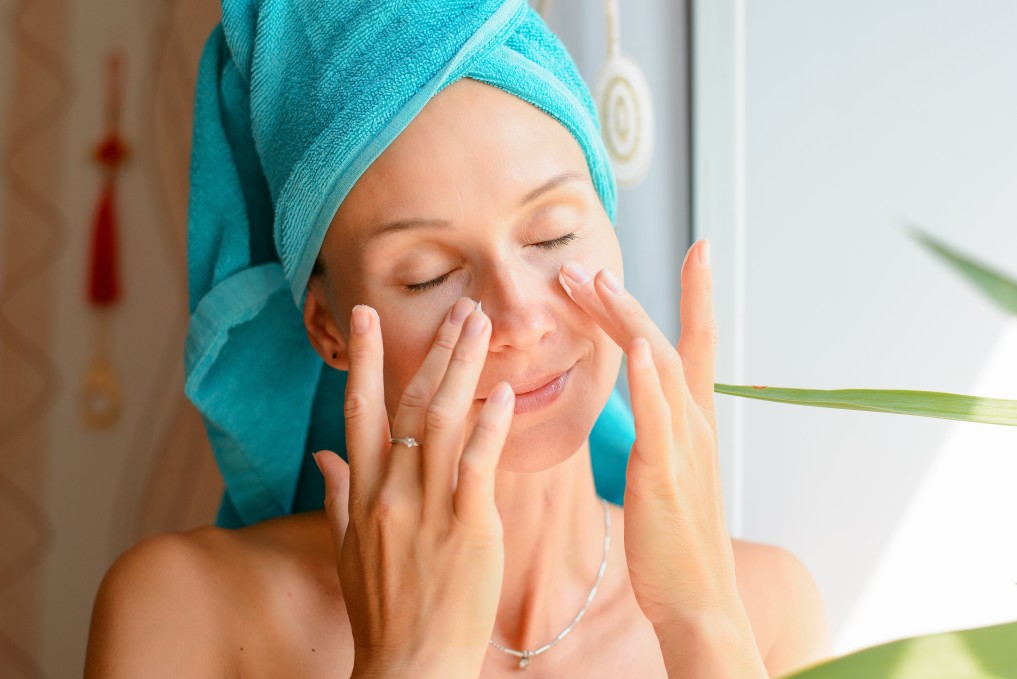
[561,260,686,410]
[675,239,718,429]
[624,338,677,497]
[560,260,670,358]
[314,450,351,556]
[343,305,388,495]
[453,381,513,531]
[558,265,616,332]
[421,305,492,515]
[384,297,477,498]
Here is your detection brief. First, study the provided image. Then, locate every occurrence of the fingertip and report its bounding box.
[311,451,343,477]
[698,239,711,266]
[561,260,592,286]
[558,270,574,298]
[312,449,341,476]
[682,241,699,270]
[489,381,514,408]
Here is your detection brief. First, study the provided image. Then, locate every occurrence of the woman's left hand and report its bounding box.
[559,239,742,628]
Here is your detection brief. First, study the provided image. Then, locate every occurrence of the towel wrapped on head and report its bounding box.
[185,0,636,528]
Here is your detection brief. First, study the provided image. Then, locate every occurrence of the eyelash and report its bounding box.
[405,232,579,292]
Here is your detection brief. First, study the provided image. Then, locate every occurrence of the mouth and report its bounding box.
[484,363,575,415]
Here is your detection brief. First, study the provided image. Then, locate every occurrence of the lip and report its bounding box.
[507,364,574,415]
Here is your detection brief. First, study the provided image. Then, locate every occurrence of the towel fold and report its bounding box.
[186,0,635,528]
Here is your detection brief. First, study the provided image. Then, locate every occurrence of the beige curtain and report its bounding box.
[0,1,221,675]
[107,0,223,552]
[1,3,73,675]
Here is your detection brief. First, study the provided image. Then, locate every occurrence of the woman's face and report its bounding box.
[307,78,624,472]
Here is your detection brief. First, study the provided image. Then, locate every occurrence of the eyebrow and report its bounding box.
[357,170,588,247]
[519,170,587,206]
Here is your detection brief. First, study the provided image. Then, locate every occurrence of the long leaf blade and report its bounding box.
[714,384,1017,426]
[909,226,1017,316]
[778,620,1017,679]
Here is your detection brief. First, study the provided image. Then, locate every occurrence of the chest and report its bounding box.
[220,532,777,678]
[232,625,669,679]
[228,591,669,678]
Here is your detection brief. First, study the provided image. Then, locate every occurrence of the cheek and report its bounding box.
[378,310,440,418]
[568,221,624,283]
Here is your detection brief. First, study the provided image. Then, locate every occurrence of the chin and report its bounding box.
[493,356,617,473]
[496,427,588,473]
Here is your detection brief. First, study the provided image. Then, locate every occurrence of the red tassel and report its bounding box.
[87,55,128,308]
[88,179,120,306]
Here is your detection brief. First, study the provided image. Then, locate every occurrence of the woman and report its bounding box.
[85,1,832,677]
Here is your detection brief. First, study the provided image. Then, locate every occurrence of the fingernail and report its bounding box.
[352,306,371,334]
[562,261,591,285]
[558,271,573,297]
[698,239,711,266]
[490,381,513,406]
[464,309,487,337]
[450,297,474,325]
[312,451,325,475]
[600,268,624,294]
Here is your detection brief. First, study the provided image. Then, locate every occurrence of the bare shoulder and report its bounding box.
[84,527,242,678]
[84,512,343,679]
[730,537,833,677]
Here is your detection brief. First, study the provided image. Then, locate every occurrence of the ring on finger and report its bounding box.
[390,436,422,448]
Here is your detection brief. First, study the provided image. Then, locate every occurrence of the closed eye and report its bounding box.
[537,231,578,251]
[405,232,580,292]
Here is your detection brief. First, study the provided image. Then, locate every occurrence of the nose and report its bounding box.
[478,263,556,353]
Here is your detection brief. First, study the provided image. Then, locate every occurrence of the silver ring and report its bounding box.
[389,436,421,448]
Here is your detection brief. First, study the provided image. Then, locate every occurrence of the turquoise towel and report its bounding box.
[185,0,636,529]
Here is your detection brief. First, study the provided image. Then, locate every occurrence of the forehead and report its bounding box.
[330,78,592,240]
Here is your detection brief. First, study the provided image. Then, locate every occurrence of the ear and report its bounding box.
[303,279,350,371]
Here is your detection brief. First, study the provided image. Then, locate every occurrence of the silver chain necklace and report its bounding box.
[488,498,611,670]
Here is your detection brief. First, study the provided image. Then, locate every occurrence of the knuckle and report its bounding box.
[660,349,685,383]
[701,322,719,348]
[373,489,410,526]
[400,381,431,410]
[448,346,476,368]
[424,400,456,431]
[343,390,372,423]
[457,457,490,487]
[636,404,669,438]
[471,413,503,439]
[621,301,648,325]
[686,322,718,349]
[347,343,372,363]
[433,330,458,353]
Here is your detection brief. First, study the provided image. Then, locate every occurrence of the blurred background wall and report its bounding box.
[695,0,1017,658]
[0,1,221,676]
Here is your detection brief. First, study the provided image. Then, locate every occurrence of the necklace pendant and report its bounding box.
[518,652,531,669]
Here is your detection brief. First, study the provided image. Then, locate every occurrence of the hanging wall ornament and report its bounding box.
[595,0,655,188]
[80,53,128,429]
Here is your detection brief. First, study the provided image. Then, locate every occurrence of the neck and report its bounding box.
[489,438,608,653]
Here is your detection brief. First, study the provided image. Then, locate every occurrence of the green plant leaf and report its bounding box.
[908,226,1017,316]
[714,384,1017,426]
[778,620,1017,679]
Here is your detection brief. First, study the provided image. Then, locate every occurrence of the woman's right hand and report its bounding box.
[313,297,515,679]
